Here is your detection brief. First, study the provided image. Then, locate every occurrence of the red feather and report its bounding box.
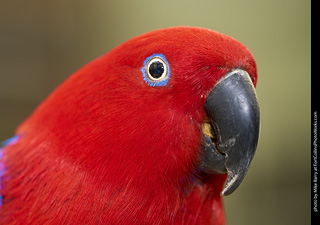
[0,27,256,224]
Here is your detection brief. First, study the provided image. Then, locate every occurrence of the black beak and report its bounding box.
[200,69,260,196]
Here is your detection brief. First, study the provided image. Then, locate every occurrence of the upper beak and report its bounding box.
[200,69,260,196]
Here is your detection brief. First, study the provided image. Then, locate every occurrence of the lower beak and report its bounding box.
[200,69,260,196]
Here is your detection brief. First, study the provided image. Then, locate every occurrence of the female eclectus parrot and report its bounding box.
[0,27,260,225]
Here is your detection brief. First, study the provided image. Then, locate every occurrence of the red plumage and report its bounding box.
[0,27,257,224]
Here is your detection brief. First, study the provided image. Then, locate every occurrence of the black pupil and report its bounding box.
[149,61,164,79]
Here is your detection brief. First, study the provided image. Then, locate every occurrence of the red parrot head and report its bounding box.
[12,27,259,224]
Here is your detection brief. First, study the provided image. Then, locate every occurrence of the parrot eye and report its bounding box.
[141,54,170,87]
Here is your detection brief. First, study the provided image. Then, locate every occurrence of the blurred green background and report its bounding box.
[0,0,311,224]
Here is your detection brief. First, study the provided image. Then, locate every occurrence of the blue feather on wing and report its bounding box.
[0,136,19,207]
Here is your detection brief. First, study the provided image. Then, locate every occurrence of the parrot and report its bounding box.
[0,27,260,225]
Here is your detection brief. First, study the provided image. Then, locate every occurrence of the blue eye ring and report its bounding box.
[141,53,170,87]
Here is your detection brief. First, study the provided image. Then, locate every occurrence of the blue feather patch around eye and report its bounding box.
[0,136,19,207]
[141,53,170,87]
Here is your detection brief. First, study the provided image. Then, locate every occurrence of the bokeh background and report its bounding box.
[0,0,311,224]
